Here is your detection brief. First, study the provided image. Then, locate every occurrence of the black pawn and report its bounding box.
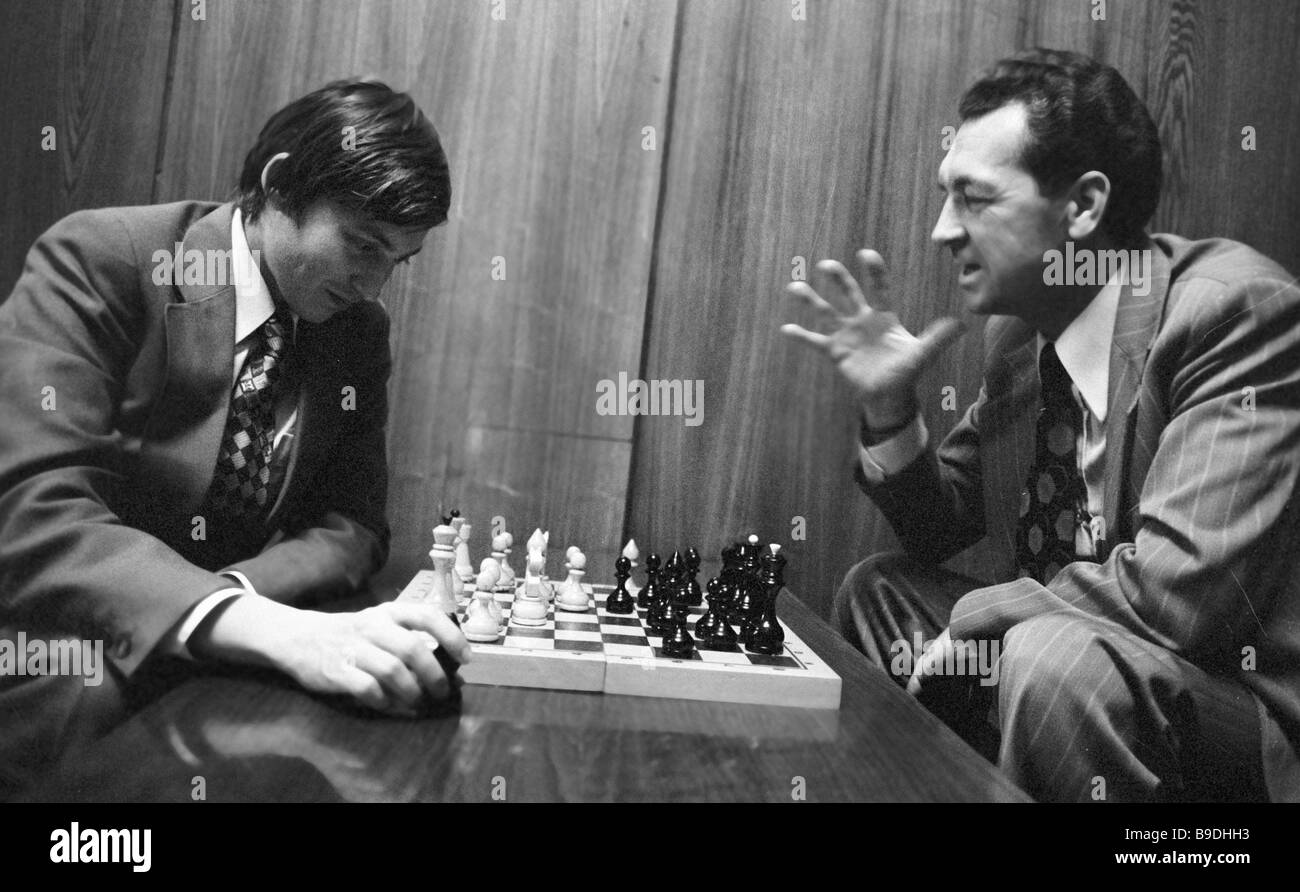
[702,603,739,651]
[659,599,696,658]
[683,547,703,606]
[731,570,760,626]
[664,549,688,606]
[695,578,724,649]
[720,543,746,613]
[745,545,787,655]
[606,555,635,614]
[638,553,661,610]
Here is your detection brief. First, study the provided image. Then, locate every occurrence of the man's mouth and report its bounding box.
[959,262,981,278]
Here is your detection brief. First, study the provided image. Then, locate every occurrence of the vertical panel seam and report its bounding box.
[150,0,185,204]
[621,0,686,546]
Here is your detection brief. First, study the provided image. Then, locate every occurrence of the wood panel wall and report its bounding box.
[2,0,1297,616]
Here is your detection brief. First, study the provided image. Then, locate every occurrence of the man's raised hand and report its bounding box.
[780,250,964,430]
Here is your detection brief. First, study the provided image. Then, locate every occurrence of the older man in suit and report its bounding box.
[0,80,471,796]
[784,49,1300,801]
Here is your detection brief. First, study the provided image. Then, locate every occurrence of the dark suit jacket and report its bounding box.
[859,234,1300,797]
[0,200,392,679]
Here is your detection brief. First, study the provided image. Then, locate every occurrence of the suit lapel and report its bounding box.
[265,318,342,523]
[140,205,238,515]
[982,318,1039,560]
[1101,243,1171,544]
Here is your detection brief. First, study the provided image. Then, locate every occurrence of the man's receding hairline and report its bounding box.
[951,101,1044,189]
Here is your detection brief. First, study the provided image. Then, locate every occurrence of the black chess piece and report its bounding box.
[606,555,635,614]
[745,545,787,655]
[638,553,661,610]
[664,549,689,606]
[695,577,723,649]
[718,543,743,613]
[731,566,761,627]
[702,602,739,651]
[660,599,696,658]
[683,547,703,606]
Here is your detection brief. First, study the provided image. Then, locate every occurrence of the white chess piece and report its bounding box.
[524,528,548,599]
[509,566,549,627]
[455,520,475,583]
[622,538,642,599]
[514,529,551,626]
[499,531,517,591]
[490,532,514,593]
[464,563,503,643]
[479,557,504,627]
[427,521,459,614]
[557,549,590,612]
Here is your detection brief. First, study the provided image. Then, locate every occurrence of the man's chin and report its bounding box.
[959,286,999,316]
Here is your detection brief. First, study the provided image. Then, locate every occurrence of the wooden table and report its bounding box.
[28,593,1029,802]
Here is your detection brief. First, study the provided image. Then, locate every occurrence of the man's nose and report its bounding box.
[930,196,964,247]
[351,262,392,302]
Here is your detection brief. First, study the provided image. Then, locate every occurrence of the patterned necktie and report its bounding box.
[207,313,288,521]
[1014,343,1084,583]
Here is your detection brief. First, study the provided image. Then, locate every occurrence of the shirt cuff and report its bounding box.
[220,569,261,598]
[858,415,928,482]
[160,588,247,659]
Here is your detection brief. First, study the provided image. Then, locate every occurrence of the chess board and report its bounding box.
[398,570,842,709]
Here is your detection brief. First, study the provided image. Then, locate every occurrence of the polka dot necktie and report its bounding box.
[1014,343,1084,584]
[207,313,287,520]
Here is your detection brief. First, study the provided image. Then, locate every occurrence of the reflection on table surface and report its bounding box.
[28,594,1028,803]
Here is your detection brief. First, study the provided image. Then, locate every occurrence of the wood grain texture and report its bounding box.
[628,0,1300,618]
[1,0,1296,624]
[0,0,176,292]
[25,592,1029,802]
[152,0,679,590]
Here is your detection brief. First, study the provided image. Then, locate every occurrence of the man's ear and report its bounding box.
[259,152,291,201]
[1065,170,1111,241]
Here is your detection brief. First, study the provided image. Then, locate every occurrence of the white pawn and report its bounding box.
[455,519,475,583]
[499,531,517,591]
[464,563,504,643]
[427,520,459,615]
[490,532,514,593]
[557,549,590,612]
[622,538,642,599]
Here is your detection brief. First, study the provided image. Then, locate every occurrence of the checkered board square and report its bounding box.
[398,571,841,709]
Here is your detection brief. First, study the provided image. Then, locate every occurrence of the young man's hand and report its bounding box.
[189,597,471,715]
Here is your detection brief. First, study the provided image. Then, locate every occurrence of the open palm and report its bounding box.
[781,250,963,425]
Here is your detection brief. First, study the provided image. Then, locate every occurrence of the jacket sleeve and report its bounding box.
[949,274,1300,662]
[0,210,236,676]
[854,390,988,564]
[223,307,391,603]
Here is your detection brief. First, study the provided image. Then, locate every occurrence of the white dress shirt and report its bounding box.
[859,273,1123,558]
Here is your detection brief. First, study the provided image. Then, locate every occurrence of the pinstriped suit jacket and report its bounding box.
[861,234,1300,798]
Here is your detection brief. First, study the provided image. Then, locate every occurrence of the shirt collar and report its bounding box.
[1037,271,1122,423]
[231,207,280,344]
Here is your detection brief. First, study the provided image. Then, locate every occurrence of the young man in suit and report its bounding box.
[784,49,1300,802]
[0,80,471,796]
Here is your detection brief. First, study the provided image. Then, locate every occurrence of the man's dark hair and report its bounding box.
[958,48,1161,246]
[236,78,451,228]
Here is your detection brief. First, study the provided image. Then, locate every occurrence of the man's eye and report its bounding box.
[961,192,989,207]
